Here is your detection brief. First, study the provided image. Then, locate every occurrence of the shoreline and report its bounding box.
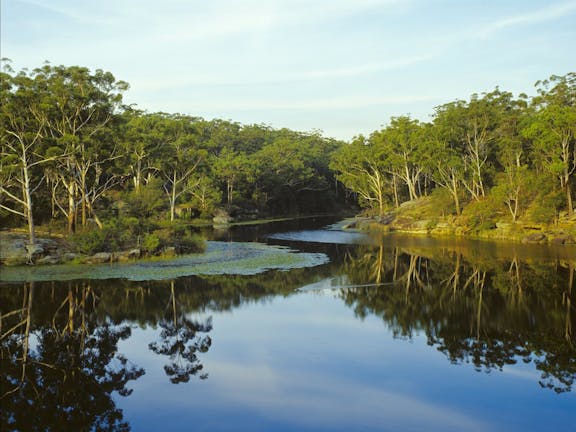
[349,214,576,246]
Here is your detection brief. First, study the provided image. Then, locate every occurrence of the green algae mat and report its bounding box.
[0,241,329,282]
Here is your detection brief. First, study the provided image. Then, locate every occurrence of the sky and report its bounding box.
[1,0,575,141]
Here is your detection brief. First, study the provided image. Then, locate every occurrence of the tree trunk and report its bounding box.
[451,176,461,216]
[567,182,573,215]
[22,160,36,245]
[170,171,177,222]
[392,175,399,209]
[67,181,76,234]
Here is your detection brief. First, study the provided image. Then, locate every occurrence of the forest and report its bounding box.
[1,61,575,255]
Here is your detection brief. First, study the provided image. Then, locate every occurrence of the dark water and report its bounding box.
[1,217,575,431]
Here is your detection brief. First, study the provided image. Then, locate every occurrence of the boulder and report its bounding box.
[550,235,576,246]
[87,252,113,264]
[521,233,547,244]
[116,248,141,261]
[36,255,61,265]
[61,252,79,263]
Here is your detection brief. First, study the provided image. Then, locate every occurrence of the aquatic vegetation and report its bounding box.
[0,241,329,282]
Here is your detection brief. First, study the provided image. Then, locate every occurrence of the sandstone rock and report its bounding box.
[117,249,141,261]
[521,233,547,244]
[88,252,112,264]
[162,246,176,257]
[36,255,61,265]
[550,235,576,245]
[61,252,79,263]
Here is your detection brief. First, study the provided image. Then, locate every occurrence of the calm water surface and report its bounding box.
[1,217,575,431]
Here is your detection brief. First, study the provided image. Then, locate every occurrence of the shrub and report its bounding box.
[142,233,161,254]
[462,197,502,231]
[152,225,205,254]
[71,228,113,255]
[527,190,565,224]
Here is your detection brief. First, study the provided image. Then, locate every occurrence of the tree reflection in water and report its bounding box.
[339,241,576,393]
[1,282,144,431]
[148,281,212,383]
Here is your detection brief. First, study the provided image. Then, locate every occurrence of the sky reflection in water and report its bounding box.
[117,292,573,432]
[2,220,574,431]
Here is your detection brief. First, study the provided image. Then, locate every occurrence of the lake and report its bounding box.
[1,217,575,431]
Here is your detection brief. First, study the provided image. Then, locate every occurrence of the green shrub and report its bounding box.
[462,197,501,231]
[151,226,205,254]
[71,229,113,255]
[142,233,161,254]
[527,190,565,224]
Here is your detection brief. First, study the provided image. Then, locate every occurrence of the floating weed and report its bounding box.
[0,241,330,282]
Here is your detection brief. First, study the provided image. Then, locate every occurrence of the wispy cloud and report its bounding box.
[133,54,434,90]
[156,0,405,41]
[207,361,491,431]
[478,1,576,38]
[16,0,112,24]
[290,54,435,80]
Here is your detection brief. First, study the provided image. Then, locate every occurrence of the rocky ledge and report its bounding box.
[0,233,141,266]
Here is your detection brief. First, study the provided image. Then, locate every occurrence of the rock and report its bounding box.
[117,249,141,261]
[162,246,176,257]
[550,235,576,245]
[36,255,61,265]
[377,214,395,225]
[0,235,28,265]
[521,233,547,244]
[128,248,141,258]
[61,253,79,263]
[87,252,113,264]
[26,244,45,262]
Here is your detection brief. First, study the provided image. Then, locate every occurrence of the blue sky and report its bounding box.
[2,0,575,140]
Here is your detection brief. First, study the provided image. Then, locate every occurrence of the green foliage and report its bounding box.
[70,229,110,255]
[123,178,166,220]
[70,218,137,254]
[428,188,457,217]
[527,190,566,224]
[151,225,205,254]
[462,197,502,231]
[2,61,575,240]
[142,233,161,254]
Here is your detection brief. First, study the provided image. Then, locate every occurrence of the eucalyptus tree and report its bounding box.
[424,122,466,215]
[523,73,576,215]
[330,135,391,216]
[31,64,129,232]
[371,116,427,202]
[252,131,340,213]
[433,92,503,202]
[0,64,55,245]
[492,94,531,221]
[122,111,168,194]
[212,147,250,206]
[156,114,207,221]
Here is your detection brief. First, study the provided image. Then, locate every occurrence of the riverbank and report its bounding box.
[0,214,338,266]
[0,232,144,266]
[349,197,576,246]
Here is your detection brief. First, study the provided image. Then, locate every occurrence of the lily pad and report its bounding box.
[0,241,330,283]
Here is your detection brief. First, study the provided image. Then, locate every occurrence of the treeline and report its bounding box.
[0,62,344,247]
[2,61,575,248]
[330,73,576,228]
